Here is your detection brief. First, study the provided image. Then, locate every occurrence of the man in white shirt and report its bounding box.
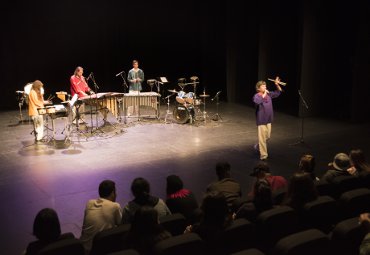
[80,180,122,253]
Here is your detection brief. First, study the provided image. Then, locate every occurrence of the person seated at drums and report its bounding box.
[70,66,109,123]
[28,80,51,144]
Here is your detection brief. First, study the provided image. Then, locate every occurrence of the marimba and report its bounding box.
[122,92,160,118]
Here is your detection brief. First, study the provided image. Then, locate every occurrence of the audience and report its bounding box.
[185,191,232,243]
[122,177,171,223]
[321,153,352,182]
[80,180,122,253]
[248,161,288,199]
[207,162,242,208]
[348,149,370,177]
[298,154,319,181]
[25,208,74,255]
[124,206,172,255]
[165,175,199,222]
[284,172,318,212]
[235,179,273,222]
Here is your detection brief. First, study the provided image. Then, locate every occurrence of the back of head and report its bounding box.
[33,208,61,242]
[287,172,318,208]
[201,191,230,226]
[253,179,273,211]
[216,161,231,180]
[32,80,43,92]
[250,161,271,177]
[99,180,116,199]
[350,149,368,170]
[131,177,150,200]
[299,154,315,173]
[332,153,351,171]
[166,175,184,195]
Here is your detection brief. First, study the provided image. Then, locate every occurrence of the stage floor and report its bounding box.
[1,102,369,254]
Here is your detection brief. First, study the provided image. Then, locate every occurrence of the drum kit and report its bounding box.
[166,77,210,124]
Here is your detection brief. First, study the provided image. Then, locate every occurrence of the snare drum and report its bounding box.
[173,104,195,124]
[37,107,46,115]
[46,106,56,114]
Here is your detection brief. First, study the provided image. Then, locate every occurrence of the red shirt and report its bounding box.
[70,75,90,98]
[248,175,288,199]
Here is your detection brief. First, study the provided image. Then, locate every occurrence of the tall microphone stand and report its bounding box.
[90,73,104,134]
[117,72,128,123]
[290,90,309,147]
[211,91,222,121]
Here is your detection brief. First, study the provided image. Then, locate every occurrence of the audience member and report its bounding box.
[207,162,242,208]
[122,177,171,223]
[284,172,318,212]
[166,175,199,222]
[321,153,352,182]
[124,206,171,255]
[235,179,273,222]
[248,161,288,199]
[25,208,73,255]
[298,154,319,181]
[185,191,232,243]
[348,149,370,177]
[80,180,122,253]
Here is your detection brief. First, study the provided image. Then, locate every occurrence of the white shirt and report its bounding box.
[80,198,122,252]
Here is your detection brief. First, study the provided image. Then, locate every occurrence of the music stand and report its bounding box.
[290,90,310,147]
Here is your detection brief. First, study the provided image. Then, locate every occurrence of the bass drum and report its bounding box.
[173,104,195,124]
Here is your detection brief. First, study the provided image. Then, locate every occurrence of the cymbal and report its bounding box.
[199,94,210,97]
[168,89,178,93]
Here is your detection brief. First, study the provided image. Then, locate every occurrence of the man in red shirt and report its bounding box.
[70,66,94,124]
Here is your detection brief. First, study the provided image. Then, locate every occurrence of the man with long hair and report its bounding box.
[28,80,49,143]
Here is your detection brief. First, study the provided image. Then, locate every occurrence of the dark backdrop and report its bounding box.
[1,0,369,121]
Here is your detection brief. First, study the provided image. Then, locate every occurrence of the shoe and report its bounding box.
[253,144,259,152]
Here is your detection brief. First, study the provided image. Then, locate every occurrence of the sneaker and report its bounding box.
[253,144,259,152]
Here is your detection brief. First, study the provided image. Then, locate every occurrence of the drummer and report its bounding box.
[28,80,50,144]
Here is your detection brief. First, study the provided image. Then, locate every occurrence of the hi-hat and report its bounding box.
[199,94,210,97]
[168,89,178,93]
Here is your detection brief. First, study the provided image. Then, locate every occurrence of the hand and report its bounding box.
[274,76,280,85]
[347,166,357,175]
[359,213,370,231]
[184,225,193,234]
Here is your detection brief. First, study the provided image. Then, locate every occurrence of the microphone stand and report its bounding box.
[290,89,309,147]
[117,72,128,123]
[211,91,222,121]
[90,73,104,134]
[155,80,161,119]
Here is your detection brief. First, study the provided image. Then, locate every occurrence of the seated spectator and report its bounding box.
[235,179,273,222]
[25,208,74,255]
[348,149,370,177]
[166,175,199,222]
[122,177,171,223]
[125,206,172,255]
[248,161,288,199]
[359,213,370,255]
[207,161,242,208]
[284,172,318,212]
[298,154,319,181]
[185,191,232,242]
[80,180,122,253]
[321,153,351,182]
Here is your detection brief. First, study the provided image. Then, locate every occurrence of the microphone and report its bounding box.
[86,72,93,81]
[211,91,221,101]
[116,70,125,77]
